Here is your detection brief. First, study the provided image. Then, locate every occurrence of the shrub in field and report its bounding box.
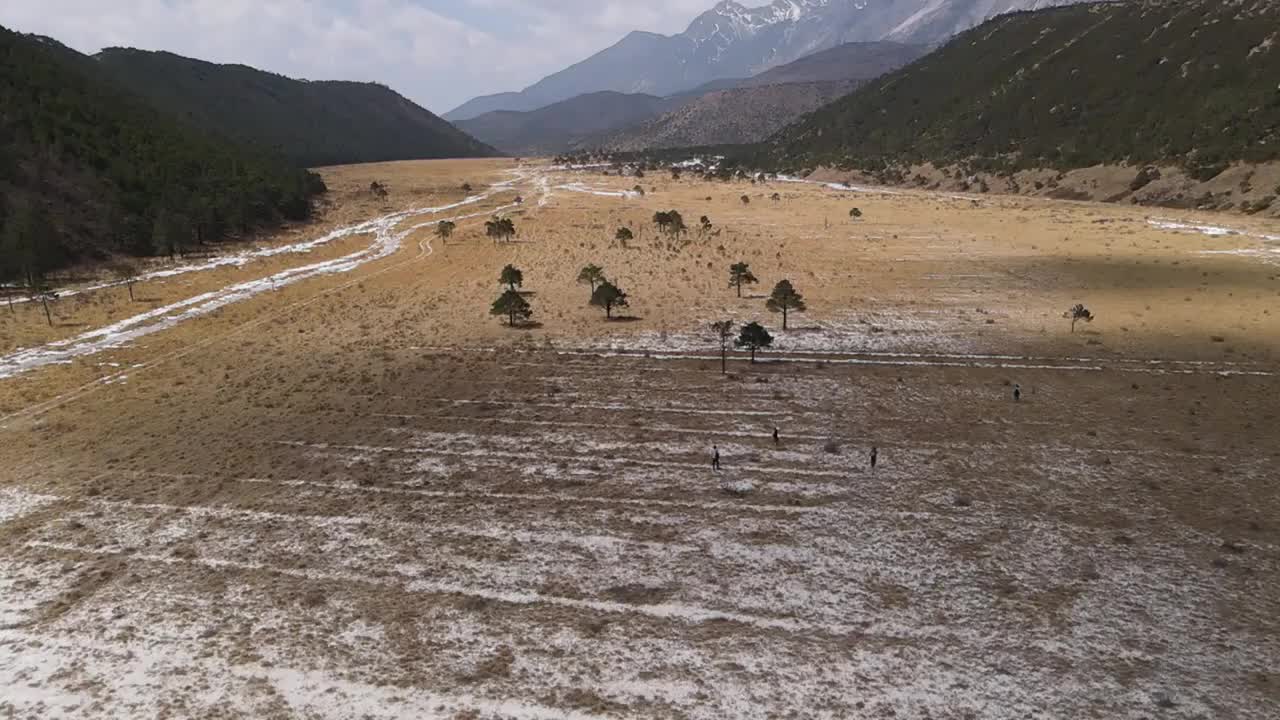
[1066,303,1094,332]
[110,261,140,301]
[711,320,734,374]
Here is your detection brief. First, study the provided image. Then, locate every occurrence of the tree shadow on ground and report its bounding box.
[509,321,545,330]
[607,315,643,323]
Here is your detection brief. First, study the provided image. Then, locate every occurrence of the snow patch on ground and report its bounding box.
[776,174,903,196]
[1149,218,1280,242]
[0,487,57,525]
[555,182,639,199]
[571,310,980,356]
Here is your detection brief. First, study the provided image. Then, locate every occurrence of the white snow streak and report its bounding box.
[0,192,512,380]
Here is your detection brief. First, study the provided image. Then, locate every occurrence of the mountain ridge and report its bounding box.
[764,1,1280,178]
[96,47,498,167]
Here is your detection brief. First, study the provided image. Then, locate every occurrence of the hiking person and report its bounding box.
[772,427,779,445]
[1013,383,1022,402]
[712,445,721,472]
[870,446,878,470]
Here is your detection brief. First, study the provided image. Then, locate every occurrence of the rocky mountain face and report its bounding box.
[444,0,1082,121]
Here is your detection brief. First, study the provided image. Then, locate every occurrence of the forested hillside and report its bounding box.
[96,48,498,167]
[0,26,326,286]
[767,0,1280,177]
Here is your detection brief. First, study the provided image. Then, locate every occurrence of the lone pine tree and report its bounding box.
[499,264,523,291]
[711,320,734,374]
[577,264,605,295]
[490,289,532,326]
[735,322,773,364]
[591,281,629,320]
[728,262,758,298]
[766,279,807,330]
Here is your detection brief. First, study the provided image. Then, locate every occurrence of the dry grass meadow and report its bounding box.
[1,158,1278,719]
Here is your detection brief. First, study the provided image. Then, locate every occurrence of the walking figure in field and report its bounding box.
[1013,383,1022,402]
[712,445,721,472]
[870,446,878,470]
[772,427,780,445]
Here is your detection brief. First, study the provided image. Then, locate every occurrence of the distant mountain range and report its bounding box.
[454,92,685,158]
[444,0,1081,122]
[96,48,498,167]
[457,41,926,156]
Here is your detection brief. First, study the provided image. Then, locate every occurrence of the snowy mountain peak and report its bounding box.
[446,0,1091,121]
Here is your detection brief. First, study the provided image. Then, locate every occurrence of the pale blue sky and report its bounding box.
[0,0,717,113]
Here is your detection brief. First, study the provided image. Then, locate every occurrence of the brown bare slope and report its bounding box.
[591,40,927,151]
[739,41,927,87]
[594,81,858,151]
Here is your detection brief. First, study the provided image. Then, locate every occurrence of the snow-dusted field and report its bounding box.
[2,160,1279,718]
[2,348,1277,719]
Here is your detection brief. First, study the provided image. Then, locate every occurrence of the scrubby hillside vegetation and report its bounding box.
[598,81,860,151]
[0,26,325,285]
[95,48,498,167]
[767,1,1280,180]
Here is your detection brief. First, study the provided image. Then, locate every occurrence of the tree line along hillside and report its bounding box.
[95,48,500,168]
[0,26,327,286]
[764,0,1280,178]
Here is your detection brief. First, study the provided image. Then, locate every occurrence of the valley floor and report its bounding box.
[1,159,1278,719]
